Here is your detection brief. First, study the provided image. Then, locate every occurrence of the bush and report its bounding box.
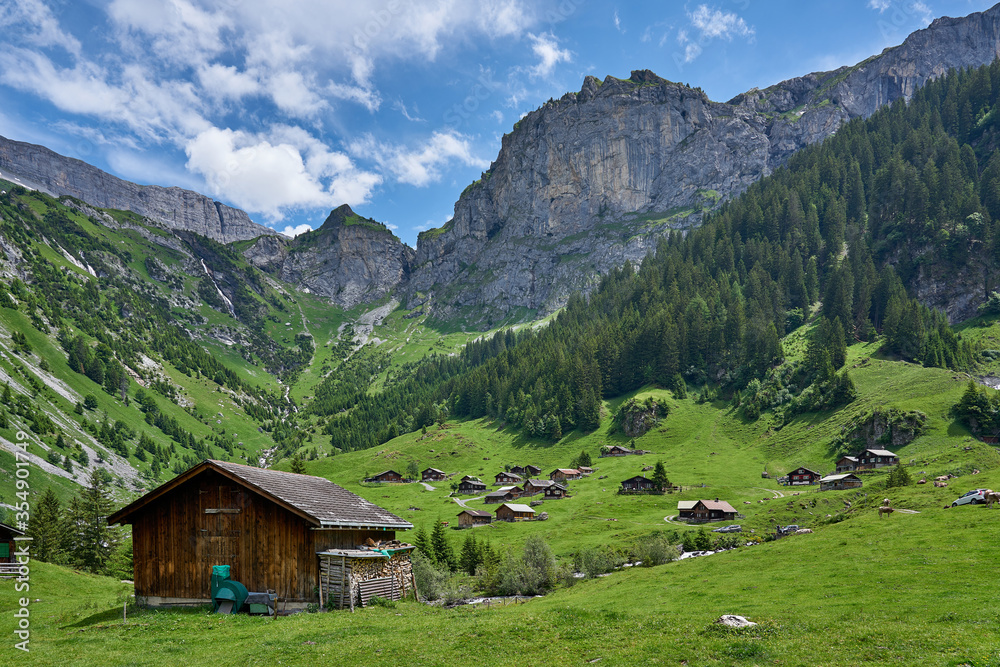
[573,545,625,578]
[632,533,678,566]
[367,595,396,608]
[411,550,451,601]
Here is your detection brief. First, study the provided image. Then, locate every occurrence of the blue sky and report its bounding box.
[0,0,994,246]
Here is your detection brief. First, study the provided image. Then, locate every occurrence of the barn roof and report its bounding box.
[621,475,652,484]
[108,459,412,530]
[863,449,897,457]
[0,521,25,536]
[698,499,737,513]
[421,468,445,474]
[791,467,822,475]
[677,501,698,510]
[820,473,861,482]
[524,479,555,487]
[458,509,492,518]
[497,503,535,513]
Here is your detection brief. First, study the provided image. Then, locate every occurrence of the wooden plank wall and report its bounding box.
[131,470,396,602]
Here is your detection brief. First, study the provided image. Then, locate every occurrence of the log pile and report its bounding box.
[319,543,415,611]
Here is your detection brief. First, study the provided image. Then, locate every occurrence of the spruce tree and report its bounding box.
[651,461,669,493]
[29,487,66,563]
[430,521,456,572]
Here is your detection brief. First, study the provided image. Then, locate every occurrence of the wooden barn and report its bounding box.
[457,509,493,528]
[457,477,487,494]
[620,475,657,494]
[820,473,863,491]
[495,471,523,485]
[520,479,554,496]
[835,456,858,473]
[108,460,412,609]
[787,467,823,485]
[421,468,446,482]
[0,521,24,571]
[544,483,569,499]
[365,470,405,483]
[495,503,535,522]
[524,465,542,476]
[509,465,527,475]
[678,499,738,523]
[484,487,521,504]
[602,445,633,457]
[550,468,582,482]
[856,449,899,470]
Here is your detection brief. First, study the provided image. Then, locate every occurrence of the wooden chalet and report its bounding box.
[544,483,569,499]
[484,486,521,504]
[509,465,526,475]
[550,468,582,482]
[457,509,493,528]
[457,477,487,494]
[520,479,555,496]
[602,445,633,457]
[620,475,657,494]
[365,470,405,483]
[835,456,858,473]
[819,473,863,491]
[524,465,542,476]
[856,449,899,470]
[494,471,523,485]
[495,503,535,522]
[0,521,24,567]
[421,468,446,482]
[578,466,594,475]
[787,467,823,486]
[108,460,412,609]
[677,499,738,523]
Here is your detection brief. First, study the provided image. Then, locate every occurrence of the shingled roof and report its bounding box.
[109,459,412,530]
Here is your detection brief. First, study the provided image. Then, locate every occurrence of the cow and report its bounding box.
[878,506,895,518]
[882,498,891,506]
[985,490,1000,509]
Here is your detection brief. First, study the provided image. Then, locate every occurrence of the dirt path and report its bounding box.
[453,494,486,508]
[420,482,436,491]
[754,487,784,498]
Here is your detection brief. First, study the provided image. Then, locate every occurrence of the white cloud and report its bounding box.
[385,222,399,230]
[197,64,260,101]
[527,32,572,79]
[614,10,622,33]
[911,2,933,24]
[280,223,314,238]
[109,0,229,68]
[185,126,381,220]
[689,5,754,41]
[680,5,755,63]
[491,110,504,124]
[393,100,424,122]
[353,130,489,188]
[0,0,81,55]
[868,0,892,11]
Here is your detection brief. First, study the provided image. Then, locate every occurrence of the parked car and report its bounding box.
[952,489,989,507]
[713,524,742,533]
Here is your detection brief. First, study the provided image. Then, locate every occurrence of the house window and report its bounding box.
[0,542,8,558]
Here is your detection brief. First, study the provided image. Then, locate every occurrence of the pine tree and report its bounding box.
[459,532,480,576]
[29,487,66,563]
[430,521,456,571]
[651,461,669,493]
[65,468,120,574]
[290,454,306,475]
[414,526,432,560]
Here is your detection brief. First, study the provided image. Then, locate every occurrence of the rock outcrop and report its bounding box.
[243,205,413,309]
[0,135,275,244]
[406,4,1000,324]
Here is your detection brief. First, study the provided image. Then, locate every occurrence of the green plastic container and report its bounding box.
[213,579,248,614]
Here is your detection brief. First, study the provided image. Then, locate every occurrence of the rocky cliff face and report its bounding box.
[243,205,413,309]
[0,135,275,244]
[406,4,1000,324]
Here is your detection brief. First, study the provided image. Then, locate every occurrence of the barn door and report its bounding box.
[199,485,245,577]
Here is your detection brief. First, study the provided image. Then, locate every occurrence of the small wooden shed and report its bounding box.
[603,445,633,457]
[365,470,405,483]
[495,471,523,485]
[524,465,542,476]
[787,467,823,485]
[495,503,535,522]
[820,473,863,491]
[550,468,582,482]
[0,521,24,566]
[108,460,412,608]
[544,483,569,499]
[457,478,487,494]
[520,479,554,496]
[485,487,520,504]
[620,475,657,494]
[457,509,493,528]
[835,456,858,473]
[857,449,899,470]
[421,468,446,482]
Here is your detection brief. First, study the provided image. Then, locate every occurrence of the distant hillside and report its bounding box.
[0,134,275,244]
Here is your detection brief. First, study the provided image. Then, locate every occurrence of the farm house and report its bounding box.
[109,460,412,609]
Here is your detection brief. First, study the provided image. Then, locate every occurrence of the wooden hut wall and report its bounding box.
[319,553,413,609]
[131,470,393,603]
